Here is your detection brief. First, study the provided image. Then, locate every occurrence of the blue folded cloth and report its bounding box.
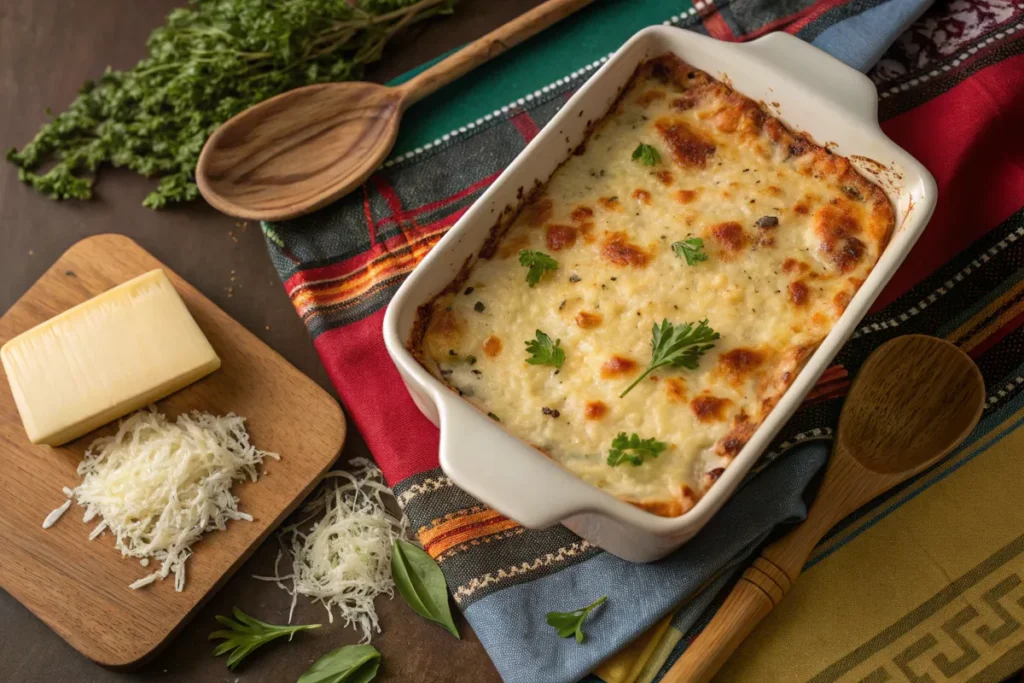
[466,443,829,683]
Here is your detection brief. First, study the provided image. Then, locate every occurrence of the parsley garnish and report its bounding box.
[619,319,720,397]
[631,143,661,166]
[518,250,559,287]
[546,596,607,643]
[607,432,668,467]
[525,330,565,369]
[672,237,707,265]
[6,0,457,208]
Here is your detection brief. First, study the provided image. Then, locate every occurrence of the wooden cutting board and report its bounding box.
[0,234,346,667]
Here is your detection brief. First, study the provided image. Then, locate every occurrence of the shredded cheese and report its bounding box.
[254,458,407,642]
[44,407,278,591]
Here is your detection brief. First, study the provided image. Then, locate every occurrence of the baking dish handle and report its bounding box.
[738,32,880,125]
[438,398,596,529]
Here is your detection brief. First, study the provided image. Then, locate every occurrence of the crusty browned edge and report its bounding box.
[406,65,649,362]
[408,53,896,519]
[648,54,895,256]
[407,198,525,364]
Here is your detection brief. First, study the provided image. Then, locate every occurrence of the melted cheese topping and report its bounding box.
[414,55,894,517]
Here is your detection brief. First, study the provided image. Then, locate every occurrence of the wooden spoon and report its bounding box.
[664,335,985,683]
[195,0,595,221]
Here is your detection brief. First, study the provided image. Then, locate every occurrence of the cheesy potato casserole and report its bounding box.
[410,54,894,517]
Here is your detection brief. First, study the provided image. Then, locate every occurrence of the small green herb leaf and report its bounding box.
[672,237,708,265]
[391,539,460,639]
[297,644,381,683]
[209,607,319,671]
[525,330,566,369]
[620,319,720,397]
[631,143,661,166]
[607,433,668,467]
[546,596,607,643]
[518,249,559,287]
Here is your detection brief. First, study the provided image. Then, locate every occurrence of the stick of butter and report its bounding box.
[1,269,221,446]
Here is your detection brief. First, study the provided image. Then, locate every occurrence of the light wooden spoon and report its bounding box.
[196,0,594,221]
[664,335,985,683]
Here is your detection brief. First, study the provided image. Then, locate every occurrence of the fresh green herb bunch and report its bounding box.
[6,0,456,209]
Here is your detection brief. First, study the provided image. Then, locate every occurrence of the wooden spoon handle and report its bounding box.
[662,525,823,683]
[397,0,595,105]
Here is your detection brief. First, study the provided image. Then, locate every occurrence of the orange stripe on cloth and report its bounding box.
[419,508,522,559]
[291,229,447,317]
[947,279,1024,353]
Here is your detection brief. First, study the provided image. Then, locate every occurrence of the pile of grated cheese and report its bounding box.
[44,407,278,591]
[254,458,407,642]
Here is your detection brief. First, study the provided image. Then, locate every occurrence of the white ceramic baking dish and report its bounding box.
[382,27,936,562]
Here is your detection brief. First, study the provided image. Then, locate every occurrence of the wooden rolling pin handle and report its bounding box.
[397,0,595,105]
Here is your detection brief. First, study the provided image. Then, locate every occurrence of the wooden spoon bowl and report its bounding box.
[198,83,403,219]
[664,335,985,683]
[196,0,595,221]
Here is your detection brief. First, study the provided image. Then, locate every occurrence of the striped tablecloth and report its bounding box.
[262,1,1024,681]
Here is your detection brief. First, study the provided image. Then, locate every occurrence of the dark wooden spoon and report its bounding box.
[664,335,986,683]
[196,0,594,221]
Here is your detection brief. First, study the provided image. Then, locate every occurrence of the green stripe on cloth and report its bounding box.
[389,0,696,154]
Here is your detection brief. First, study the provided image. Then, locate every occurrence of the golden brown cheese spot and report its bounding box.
[575,311,603,329]
[584,401,608,421]
[656,118,716,169]
[690,395,731,423]
[716,415,757,459]
[482,335,503,357]
[781,258,810,274]
[711,93,766,136]
[814,203,866,273]
[793,202,810,215]
[664,377,687,402]
[765,185,783,197]
[636,89,666,107]
[545,224,577,251]
[601,232,649,268]
[717,348,765,385]
[598,196,621,211]
[426,308,464,349]
[675,189,700,204]
[521,196,553,226]
[498,233,530,259]
[705,468,725,486]
[833,290,852,315]
[789,280,810,307]
[632,188,652,204]
[601,356,636,378]
[709,221,747,253]
[628,498,687,517]
[670,87,709,112]
[570,206,594,223]
[655,170,675,186]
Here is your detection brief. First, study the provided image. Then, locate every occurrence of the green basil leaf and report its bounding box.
[297,644,381,683]
[391,539,460,638]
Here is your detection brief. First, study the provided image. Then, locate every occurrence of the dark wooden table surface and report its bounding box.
[0,1,546,680]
